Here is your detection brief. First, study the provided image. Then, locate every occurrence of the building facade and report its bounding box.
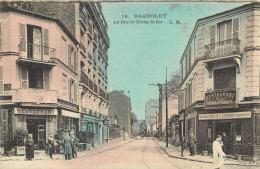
[108,91,132,135]
[145,99,158,136]
[178,3,260,161]
[0,2,110,153]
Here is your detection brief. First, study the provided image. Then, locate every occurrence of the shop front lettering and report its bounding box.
[15,108,56,115]
[205,90,236,105]
[199,111,251,120]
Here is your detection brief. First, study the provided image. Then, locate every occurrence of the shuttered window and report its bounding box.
[256,115,260,144]
[19,23,26,52]
[74,50,77,72]
[74,82,77,104]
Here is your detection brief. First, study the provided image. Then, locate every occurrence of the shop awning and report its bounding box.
[61,110,80,118]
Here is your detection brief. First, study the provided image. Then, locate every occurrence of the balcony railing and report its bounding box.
[18,42,56,62]
[94,84,97,93]
[99,88,106,99]
[205,88,239,106]
[80,71,89,87]
[204,38,240,59]
[89,79,93,90]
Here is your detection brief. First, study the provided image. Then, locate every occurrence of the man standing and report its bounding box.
[180,136,185,157]
[188,133,196,156]
[70,132,79,159]
[222,132,229,154]
[62,132,72,160]
[213,135,226,169]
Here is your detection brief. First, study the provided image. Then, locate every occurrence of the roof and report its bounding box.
[0,6,79,45]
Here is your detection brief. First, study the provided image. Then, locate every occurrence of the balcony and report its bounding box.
[80,71,89,87]
[88,79,93,90]
[204,38,240,59]
[17,42,56,68]
[205,88,239,109]
[99,88,106,99]
[204,38,241,77]
[11,88,57,104]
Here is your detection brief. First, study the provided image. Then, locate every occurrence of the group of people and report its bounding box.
[24,131,79,161]
[179,132,229,169]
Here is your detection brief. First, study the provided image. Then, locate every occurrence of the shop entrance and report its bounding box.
[214,121,234,154]
[26,119,46,150]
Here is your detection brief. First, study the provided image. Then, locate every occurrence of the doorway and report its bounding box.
[214,121,234,154]
[26,119,46,150]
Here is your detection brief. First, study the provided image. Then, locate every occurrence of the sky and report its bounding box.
[101,2,247,120]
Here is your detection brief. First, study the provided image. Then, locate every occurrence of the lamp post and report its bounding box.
[165,67,168,148]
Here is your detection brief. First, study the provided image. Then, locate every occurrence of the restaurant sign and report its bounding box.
[199,111,251,120]
[205,90,236,105]
[14,108,57,115]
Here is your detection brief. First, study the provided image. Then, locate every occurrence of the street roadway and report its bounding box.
[0,138,258,169]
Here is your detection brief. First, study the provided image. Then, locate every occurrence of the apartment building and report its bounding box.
[178,3,260,160]
[0,3,79,152]
[108,91,132,135]
[145,99,158,135]
[29,2,110,146]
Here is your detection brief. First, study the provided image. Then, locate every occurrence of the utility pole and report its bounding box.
[165,67,168,148]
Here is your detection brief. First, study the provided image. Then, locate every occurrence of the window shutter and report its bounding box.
[20,66,28,89]
[233,18,239,39]
[0,66,3,94]
[74,82,77,103]
[19,23,26,52]
[74,50,77,72]
[68,44,71,67]
[43,29,49,57]
[43,69,50,90]
[210,25,215,44]
[0,23,2,52]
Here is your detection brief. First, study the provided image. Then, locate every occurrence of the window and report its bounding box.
[218,20,232,42]
[214,67,236,90]
[20,67,49,89]
[43,29,49,56]
[69,79,75,103]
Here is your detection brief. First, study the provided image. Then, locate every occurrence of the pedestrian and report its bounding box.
[222,132,229,154]
[188,133,196,156]
[70,132,79,159]
[180,136,185,157]
[213,135,226,169]
[25,134,34,160]
[48,134,55,159]
[62,131,72,160]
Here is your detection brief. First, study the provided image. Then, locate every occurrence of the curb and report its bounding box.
[0,139,134,162]
[154,140,257,167]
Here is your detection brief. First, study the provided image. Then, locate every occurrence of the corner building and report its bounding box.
[0,3,79,151]
[178,3,260,161]
[30,2,110,146]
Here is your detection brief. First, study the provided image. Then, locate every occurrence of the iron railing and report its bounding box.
[204,38,240,59]
[18,42,56,62]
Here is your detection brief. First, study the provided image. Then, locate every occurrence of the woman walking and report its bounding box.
[25,134,34,160]
[62,131,72,160]
[213,135,226,169]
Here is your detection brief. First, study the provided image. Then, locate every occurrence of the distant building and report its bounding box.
[178,2,260,160]
[108,91,132,135]
[145,99,158,136]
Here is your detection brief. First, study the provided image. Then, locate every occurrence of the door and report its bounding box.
[27,119,46,150]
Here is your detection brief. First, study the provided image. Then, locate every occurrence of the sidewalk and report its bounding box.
[154,139,257,167]
[0,138,134,161]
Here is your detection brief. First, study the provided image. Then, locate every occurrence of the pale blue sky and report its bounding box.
[102,2,247,120]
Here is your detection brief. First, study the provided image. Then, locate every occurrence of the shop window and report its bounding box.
[242,119,252,144]
[214,67,236,90]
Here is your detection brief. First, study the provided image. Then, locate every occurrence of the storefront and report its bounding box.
[197,110,253,157]
[58,109,80,135]
[13,107,58,150]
